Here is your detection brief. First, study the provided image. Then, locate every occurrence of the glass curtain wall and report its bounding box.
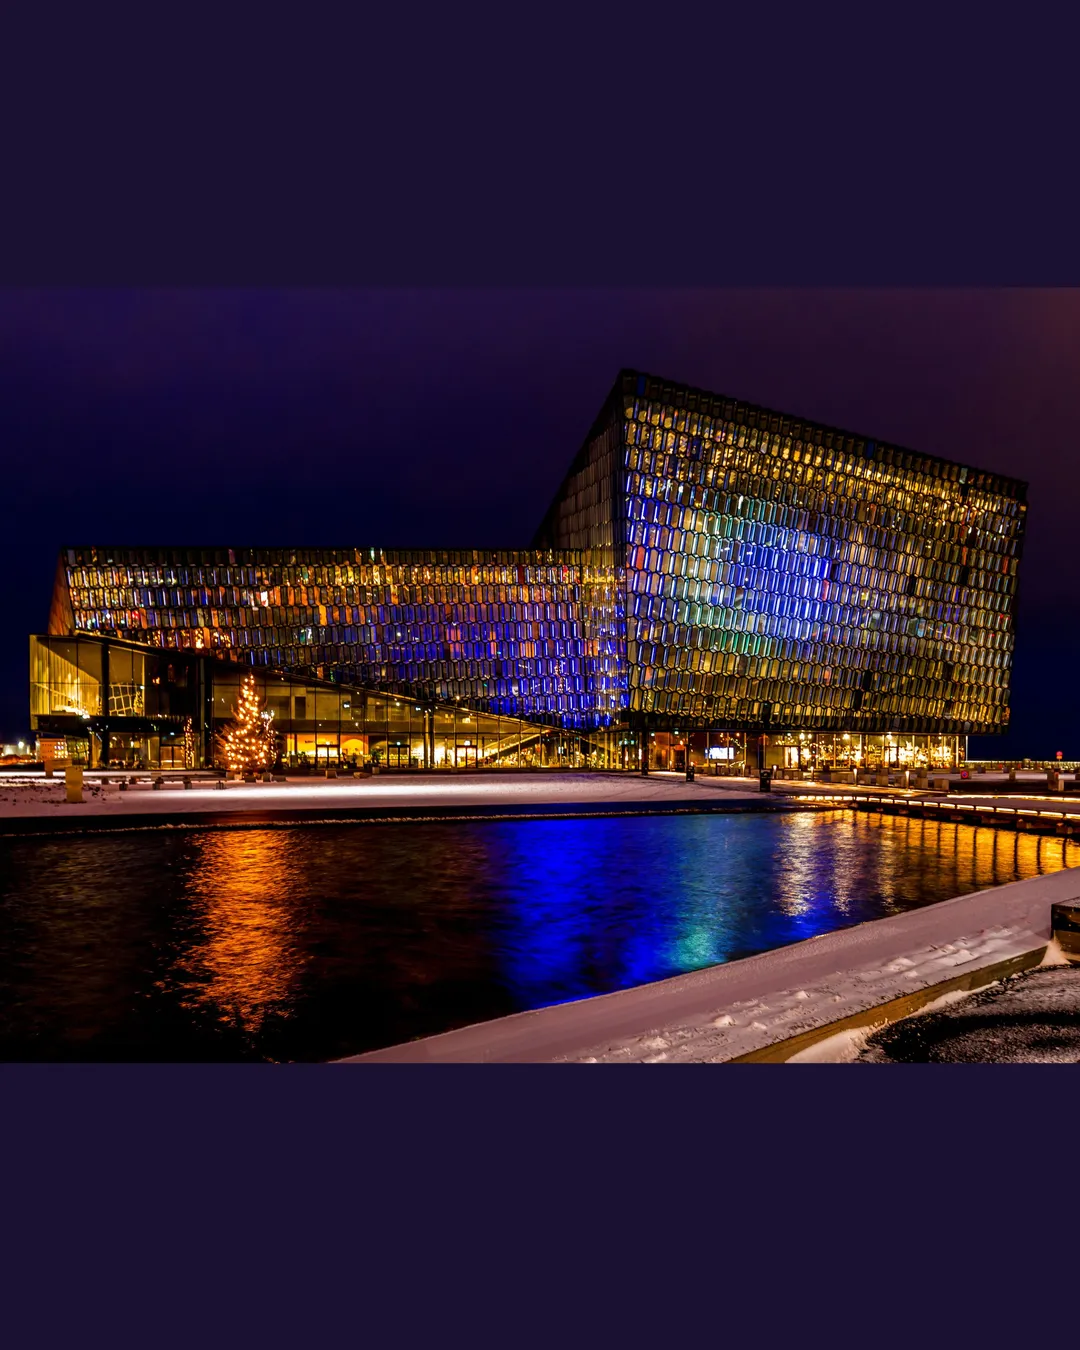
[765,731,963,771]
[210,667,621,771]
[30,636,103,720]
[30,635,197,769]
[618,374,1025,738]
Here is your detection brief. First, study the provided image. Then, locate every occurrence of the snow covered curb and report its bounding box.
[696,943,1047,1064]
[787,941,1073,1063]
[340,868,1080,1063]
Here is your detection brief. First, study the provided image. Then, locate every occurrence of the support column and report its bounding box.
[202,658,214,770]
[100,641,111,768]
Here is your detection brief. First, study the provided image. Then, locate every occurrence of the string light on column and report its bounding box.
[183,716,196,769]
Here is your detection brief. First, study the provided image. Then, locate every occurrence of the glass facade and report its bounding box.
[56,549,622,731]
[211,665,614,770]
[535,371,1027,740]
[30,634,203,768]
[29,634,623,771]
[34,370,1027,767]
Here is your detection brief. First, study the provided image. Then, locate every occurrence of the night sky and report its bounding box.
[1,288,1074,757]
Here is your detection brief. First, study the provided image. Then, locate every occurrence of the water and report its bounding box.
[0,810,1076,1061]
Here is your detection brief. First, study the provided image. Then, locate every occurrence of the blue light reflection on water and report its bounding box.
[485,814,795,1008]
[489,812,813,1008]
[0,810,1074,1061]
[476,811,1073,1012]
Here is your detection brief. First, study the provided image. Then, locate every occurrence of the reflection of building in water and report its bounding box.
[772,813,837,921]
[182,831,306,1035]
[29,371,1027,771]
[857,811,1065,898]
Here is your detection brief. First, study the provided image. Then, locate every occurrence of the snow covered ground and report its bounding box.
[3,765,1069,828]
[342,867,1080,1063]
[0,769,773,824]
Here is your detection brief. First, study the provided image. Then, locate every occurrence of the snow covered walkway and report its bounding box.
[0,770,777,828]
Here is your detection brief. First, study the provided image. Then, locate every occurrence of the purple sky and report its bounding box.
[1,288,1072,754]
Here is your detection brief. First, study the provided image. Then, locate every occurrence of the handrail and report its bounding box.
[784,789,1080,834]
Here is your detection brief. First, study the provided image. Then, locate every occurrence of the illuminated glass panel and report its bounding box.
[613,371,1026,735]
[59,548,623,730]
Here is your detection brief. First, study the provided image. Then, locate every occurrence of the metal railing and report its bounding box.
[787,790,1080,831]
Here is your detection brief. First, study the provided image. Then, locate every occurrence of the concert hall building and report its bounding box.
[29,370,1028,774]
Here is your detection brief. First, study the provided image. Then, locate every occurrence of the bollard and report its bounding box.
[64,765,84,804]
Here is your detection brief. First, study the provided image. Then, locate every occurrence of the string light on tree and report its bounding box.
[218,673,276,773]
[182,716,197,769]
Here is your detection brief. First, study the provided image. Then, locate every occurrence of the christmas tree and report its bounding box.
[218,673,276,773]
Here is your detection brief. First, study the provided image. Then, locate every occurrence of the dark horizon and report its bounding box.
[1,288,1072,757]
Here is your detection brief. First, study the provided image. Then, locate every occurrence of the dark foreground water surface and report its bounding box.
[1,811,1076,1061]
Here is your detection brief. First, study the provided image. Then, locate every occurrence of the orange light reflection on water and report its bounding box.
[182,830,308,1035]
